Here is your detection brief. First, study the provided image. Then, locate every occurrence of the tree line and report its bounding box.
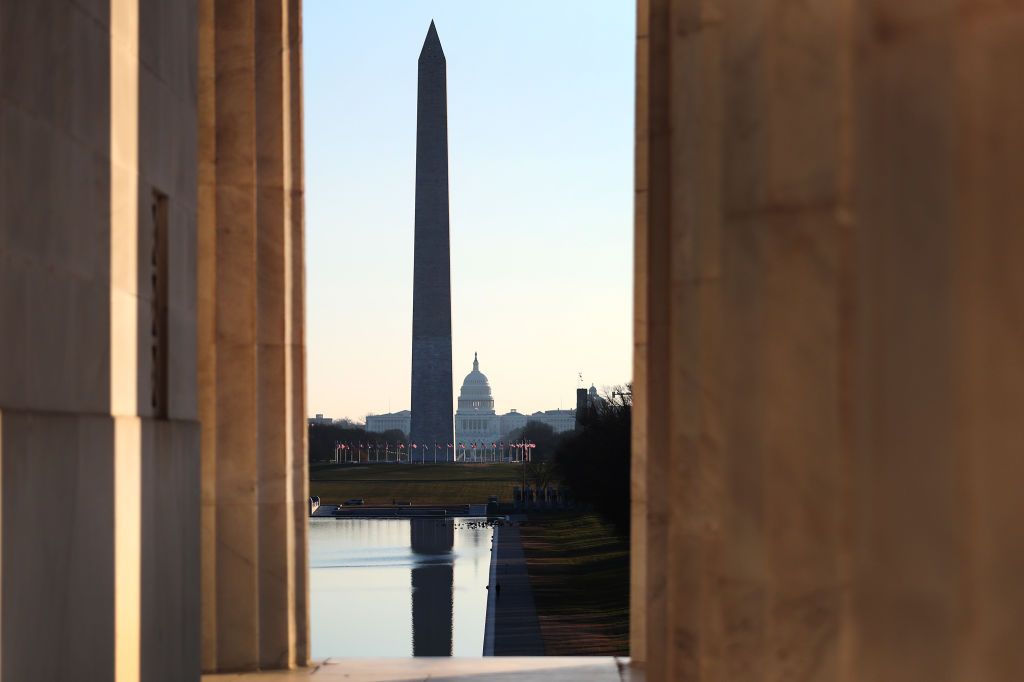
[510,385,632,535]
[308,423,406,462]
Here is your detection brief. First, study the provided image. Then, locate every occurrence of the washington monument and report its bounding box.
[409,21,454,460]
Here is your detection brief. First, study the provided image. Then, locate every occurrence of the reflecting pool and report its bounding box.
[310,517,494,658]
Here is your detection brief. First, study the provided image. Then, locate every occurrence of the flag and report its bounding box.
[412,444,418,448]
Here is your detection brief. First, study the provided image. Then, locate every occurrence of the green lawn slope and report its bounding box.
[309,462,526,505]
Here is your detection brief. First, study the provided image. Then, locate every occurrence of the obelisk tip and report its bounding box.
[420,20,445,62]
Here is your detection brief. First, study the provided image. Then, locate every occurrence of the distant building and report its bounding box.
[454,354,579,445]
[575,384,601,430]
[523,408,576,434]
[365,410,411,437]
[371,355,601,449]
[307,414,364,429]
[499,409,528,436]
[455,353,501,448]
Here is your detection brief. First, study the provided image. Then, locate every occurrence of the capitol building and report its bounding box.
[366,353,578,446]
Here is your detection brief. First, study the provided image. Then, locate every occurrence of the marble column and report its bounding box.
[255,0,301,669]
[848,3,1024,680]
[633,0,1024,680]
[286,0,311,663]
[2,1,200,680]
[211,0,261,670]
[198,0,308,672]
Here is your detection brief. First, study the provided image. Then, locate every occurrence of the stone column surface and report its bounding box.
[198,0,308,673]
[409,21,454,459]
[632,1,1024,680]
[2,1,201,681]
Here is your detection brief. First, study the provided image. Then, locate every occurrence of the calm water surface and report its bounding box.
[310,517,494,658]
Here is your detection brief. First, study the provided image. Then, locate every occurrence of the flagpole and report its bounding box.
[521,439,527,499]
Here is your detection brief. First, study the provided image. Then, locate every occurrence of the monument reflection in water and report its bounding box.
[309,517,492,658]
[410,519,455,655]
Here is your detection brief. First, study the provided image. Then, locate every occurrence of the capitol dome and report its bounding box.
[458,353,494,411]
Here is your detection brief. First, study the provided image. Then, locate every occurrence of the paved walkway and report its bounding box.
[204,657,634,681]
[488,520,545,656]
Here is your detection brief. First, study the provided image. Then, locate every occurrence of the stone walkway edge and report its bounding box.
[489,517,545,656]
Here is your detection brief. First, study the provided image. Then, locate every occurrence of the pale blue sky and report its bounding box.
[305,1,635,421]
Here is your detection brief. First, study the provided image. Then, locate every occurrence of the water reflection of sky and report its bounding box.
[310,518,493,658]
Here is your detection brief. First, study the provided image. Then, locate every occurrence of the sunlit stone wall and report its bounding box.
[1,0,308,678]
[1,1,200,679]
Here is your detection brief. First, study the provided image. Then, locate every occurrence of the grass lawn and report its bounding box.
[309,462,526,505]
[518,512,630,656]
